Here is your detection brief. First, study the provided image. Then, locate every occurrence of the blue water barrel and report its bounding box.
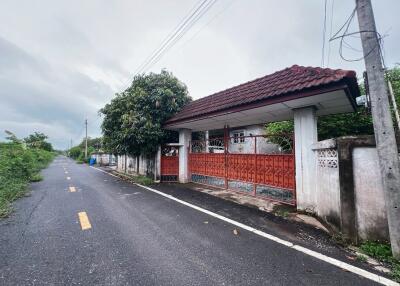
[89,158,96,166]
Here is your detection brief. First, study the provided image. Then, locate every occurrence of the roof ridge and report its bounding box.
[165,65,358,124]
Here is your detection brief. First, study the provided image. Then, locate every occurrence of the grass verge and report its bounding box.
[359,241,400,282]
[0,143,55,218]
[112,171,154,186]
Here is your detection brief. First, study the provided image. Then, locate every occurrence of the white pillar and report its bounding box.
[294,106,318,211]
[179,129,191,183]
[205,131,209,153]
[155,146,161,182]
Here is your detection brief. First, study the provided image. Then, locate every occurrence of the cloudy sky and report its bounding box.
[0,0,398,149]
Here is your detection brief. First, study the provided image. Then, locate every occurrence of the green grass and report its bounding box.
[359,241,400,282]
[356,254,367,263]
[0,143,55,218]
[30,173,43,182]
[134,175,154,186]
[115,171,154,186]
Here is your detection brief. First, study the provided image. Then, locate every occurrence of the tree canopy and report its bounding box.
[100,70,191,155]
[23,132,53,151]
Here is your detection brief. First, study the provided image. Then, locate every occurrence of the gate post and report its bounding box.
[178,129,192,183]
[155,145,161,182]
[294,106,318,210]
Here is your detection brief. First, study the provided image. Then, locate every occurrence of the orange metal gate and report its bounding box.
[189,134,296,205]
[161,146,179,182]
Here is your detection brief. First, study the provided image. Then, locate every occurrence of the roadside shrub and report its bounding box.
[134,175,153,185]
[0,143,55,217]
[30,174,43,182]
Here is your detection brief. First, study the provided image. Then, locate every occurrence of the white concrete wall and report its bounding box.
[95,154,116,165]
[353,147,389,241]
[115,154,156,177]
[117,155,126,172]
[310,141,390,240]
[312,140,341,227]
[127,156,137,173]
[228,125,280,154]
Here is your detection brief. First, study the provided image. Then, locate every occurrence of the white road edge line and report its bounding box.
[90,166,398,286]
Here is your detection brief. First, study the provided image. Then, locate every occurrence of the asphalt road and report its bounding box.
[0,156,382,285]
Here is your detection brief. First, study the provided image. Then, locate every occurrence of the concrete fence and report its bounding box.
[116,151,161,181]
[311,136,394,243]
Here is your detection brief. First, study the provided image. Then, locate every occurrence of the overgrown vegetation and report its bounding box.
[133,175,154,186]
[0,131,55,217]
[68,137,102,162]
[360,241,400,282]
[113,171,154,186]
[266,108,374,141]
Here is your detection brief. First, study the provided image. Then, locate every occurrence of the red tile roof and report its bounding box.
[165,65,359,125]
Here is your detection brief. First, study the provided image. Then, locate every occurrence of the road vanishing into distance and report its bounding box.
[0,156,388,285]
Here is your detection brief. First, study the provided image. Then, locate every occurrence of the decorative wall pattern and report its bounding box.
[317,149,338,168]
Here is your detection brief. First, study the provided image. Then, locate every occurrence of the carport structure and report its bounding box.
[163,65,360,207]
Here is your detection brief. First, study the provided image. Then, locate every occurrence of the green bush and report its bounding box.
[0,143,55,217]
[69,146,81,159]
[30,174,43,182]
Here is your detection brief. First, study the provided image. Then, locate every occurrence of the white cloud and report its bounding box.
[0,0,399,149]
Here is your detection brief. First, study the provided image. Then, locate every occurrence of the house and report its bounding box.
[117,65,391,243]
[161,65,390,242]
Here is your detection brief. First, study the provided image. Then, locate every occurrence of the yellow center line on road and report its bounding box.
[78,212,92,230]
[69,186,76,193]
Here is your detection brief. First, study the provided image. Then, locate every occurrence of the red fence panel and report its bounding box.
[161,156,179,175]
[161,146,179,182]
[255,154,295,190]
[188,134,296,205]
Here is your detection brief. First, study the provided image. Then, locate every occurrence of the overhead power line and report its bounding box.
[326,0,334,67]
[329,6,387,63]
[134,0,209,75]
[172,0,237,55]
[122,0,218,91]
[138,0,218,74]
[321,0,328,67]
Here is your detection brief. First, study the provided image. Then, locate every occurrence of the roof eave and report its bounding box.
[164,80,357,128]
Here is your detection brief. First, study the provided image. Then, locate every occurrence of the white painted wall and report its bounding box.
[310,141,390,240]
[312,140,341,228]
[91,153,116,165]
[115,154,156,177]
[353,147,389,241]
[228,125,281,154]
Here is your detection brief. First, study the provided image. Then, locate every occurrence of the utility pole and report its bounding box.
[356,0,400,258]
[85,119,88,159]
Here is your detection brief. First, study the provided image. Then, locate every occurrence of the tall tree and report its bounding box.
[24,132,53,151]
[100,70,191,155]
